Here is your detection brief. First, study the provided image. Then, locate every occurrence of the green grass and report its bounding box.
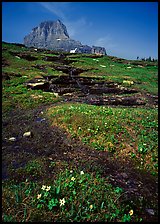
[72,55,158,95]
[2,75,61,113]
[2,47,62,113]
[47,103,158,175]
[2,168,141,222]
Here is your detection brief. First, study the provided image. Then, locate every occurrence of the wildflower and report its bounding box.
[41,185,46,190]
[70,170,73,173]
[37,194,42,199]
[90,205,93,209]
[107,142,114,147]
[129,209,134,216]
[59,198,65,207]
[46,186,51,191]
[71,177,76,181]
[80,171,84,175]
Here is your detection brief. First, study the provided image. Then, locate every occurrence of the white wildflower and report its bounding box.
[59,198,65,207]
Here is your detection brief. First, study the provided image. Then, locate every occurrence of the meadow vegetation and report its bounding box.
[2,42,158,222]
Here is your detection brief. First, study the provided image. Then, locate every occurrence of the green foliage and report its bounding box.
[25,160,43,176]
[3,214,14,222]
[2,169,136,222]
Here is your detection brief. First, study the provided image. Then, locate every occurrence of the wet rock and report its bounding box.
[44,55,60,61]
[24,69,153,107]
[20,54,37,61]
[23,131,32,137]
[53,92,59,97]
[27,82,46,88]
[123,80,134,85]
[145,209,155,216]
[25,77,49,90]
[63,93,73,96]
[34,75,44,79]
[138,65,144,68]
[8,137,16,141]
[15,56,21,59]
[36,117,46,122]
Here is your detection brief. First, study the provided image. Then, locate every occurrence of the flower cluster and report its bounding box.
[41,185,51,191]
[36,170,85,210]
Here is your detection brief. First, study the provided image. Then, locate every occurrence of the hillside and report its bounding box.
[2,42,158,222]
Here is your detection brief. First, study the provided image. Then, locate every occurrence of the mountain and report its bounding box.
[24,20,106,55]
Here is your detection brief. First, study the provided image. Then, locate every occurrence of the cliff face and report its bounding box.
[24,20,106,55]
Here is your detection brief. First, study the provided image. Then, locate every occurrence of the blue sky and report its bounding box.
[2,2,158,60]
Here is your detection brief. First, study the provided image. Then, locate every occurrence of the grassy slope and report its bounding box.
[2,42,158,222]
[47,103,158,175]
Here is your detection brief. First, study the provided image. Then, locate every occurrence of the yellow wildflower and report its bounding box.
[129,209,134,216]
[90,205,93,209]
[71,177,75,181]
[107,142,114,147]
[37,194,42,199]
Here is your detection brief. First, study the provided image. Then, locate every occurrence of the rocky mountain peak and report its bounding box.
[24,20,106,55]
[32,20,69,40]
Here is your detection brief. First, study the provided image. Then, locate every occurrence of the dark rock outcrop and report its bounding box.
[24,20,106,55]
